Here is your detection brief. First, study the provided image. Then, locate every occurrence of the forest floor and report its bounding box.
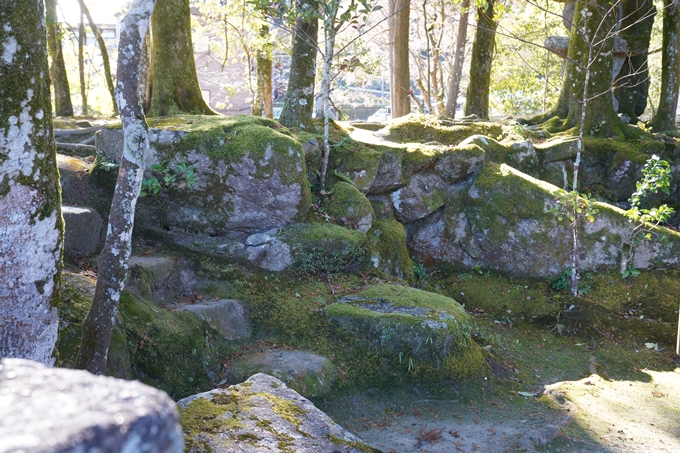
[318,270,680,453]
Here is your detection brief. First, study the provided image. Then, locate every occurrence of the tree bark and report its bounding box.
[653,0,680,132]
[392,0,411,118]
[46,0,74,117]
[1,0,63,365]
[78,8,88,116]
[76,0,156,375]
[149,0,215,116]
[613,0,655,123]
[540,0,633,138]
[445,0,470,118]
[464,0,497,119]
[279,0,319,129]
[77,0,119,116]
[254,25,273,118]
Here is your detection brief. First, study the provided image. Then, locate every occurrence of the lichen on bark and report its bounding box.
[0,0,63,365]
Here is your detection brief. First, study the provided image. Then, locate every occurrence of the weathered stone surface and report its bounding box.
[325,182,375,233]
[178,373,380,453]
[0,358,183,453]
[97,116,311,235]
[368,147,404,194]
[458,135,538,174]
[407,162,680,276]
[226,350,338,397]
[379,114,503,145]
[434,143,485,184]
[367,219,415,282]
[245,223,367,274]
[61,205,104,257]
[535,137,578,164]
[178,299,251,341]
[390,173,448,223]
[126,255,176,299]
[326,285,487,376]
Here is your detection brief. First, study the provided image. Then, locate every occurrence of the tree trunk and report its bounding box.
[78,8,87,116]
[76,0,156,375]
[653,0,680,132]
[319,1,339,191]
[254,25,273,118]
[1,0,63,366]
[464,0,497,119]
[77,0,118,116]
[541,0,633,138]
[279,0,319,129]
[149,0,215,116]
[392,0,411,118]
[445,0,470,118]
[46,0,74,117]
[613,0,655,123]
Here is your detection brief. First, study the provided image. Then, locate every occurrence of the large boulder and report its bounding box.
[178,299,251,341]
[61,205,104,258]
[367,219,415,282]
[407,162,680,276]
[0,358,183,453]
[324,182,375,233]
[245,223,368,274]
[96,115,311,235]
[326,284,487,379]
[226,350,338,397]
[178,373,380,453]
[378,113,503,145]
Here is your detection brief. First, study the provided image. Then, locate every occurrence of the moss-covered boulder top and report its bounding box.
[326,284,487,379]
[178,373,380,453]
[96,115,311,235]
[377,113,504,145]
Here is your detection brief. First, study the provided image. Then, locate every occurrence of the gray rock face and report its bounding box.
[369,148,404,194]
[178,299,251,341]
[178,373,379,453]
[226,350,338,398]
[390,173,448,223]
[61,205,104,258]
[97,117,311,235]
[244,228,293,272]
[126,255,177,300]
[0,358,183,453]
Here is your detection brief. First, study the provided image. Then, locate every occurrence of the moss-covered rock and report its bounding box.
[96,115,311,235]
[378,114,503,145]
[244,223,369,275]
[178,373,381,453]
[324,182,375,232]
[458,135,538,175]
[433,143,486,184]
[56,272,131,379]
[367,219,415,282]
[407,162,680,276]
[226,350,339,398]
[326,284,487,380]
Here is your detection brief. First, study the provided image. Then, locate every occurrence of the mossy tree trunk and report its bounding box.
[613,0,655,123]
[539,0,633,139]
[76,0,156,375]
[464,0,497,119]
[392,0,410,118]
[78,8,87,115]
[279,0,319,129]
[652,0,680,132]
[253,25,273,118]
[46,0,74,117]
[445,0,470,118]
[149,0,216,116]
[1,0,63,365]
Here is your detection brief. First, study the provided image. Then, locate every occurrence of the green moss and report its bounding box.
[324,182,375,231]
[55,272,131,379]
[282,223,369,275]
[367,219,415,282]
[255,393,308,428]
[382,114,503,145]
[401,144,441,180]
[327,434,382,453]
[119,291,233,399]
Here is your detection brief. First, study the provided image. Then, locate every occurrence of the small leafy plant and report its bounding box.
[140,161,196,197]
[621,156,675,278]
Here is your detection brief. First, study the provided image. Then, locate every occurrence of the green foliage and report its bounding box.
[550,190,599,224]
[550,269,570,292]
[411,256,426,280]
[140,160,196,197]
[622,156,675,278]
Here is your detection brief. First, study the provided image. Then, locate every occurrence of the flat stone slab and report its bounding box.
[0,358,183,453]
[226,350,338,398]
[62,205,103,257]
[178,373,380,453]
[178,299,251,341]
